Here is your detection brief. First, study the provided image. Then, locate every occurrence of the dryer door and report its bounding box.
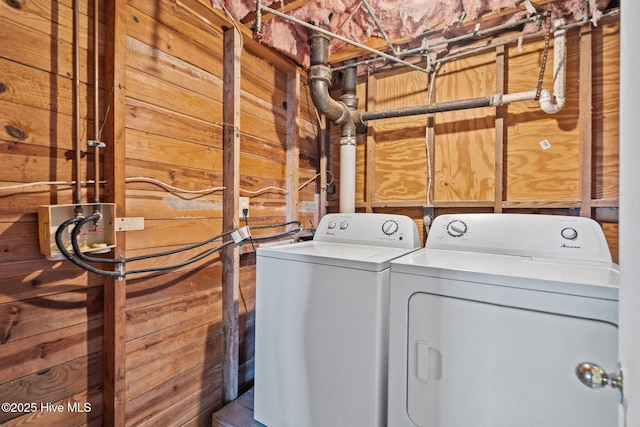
[406,292,618,427]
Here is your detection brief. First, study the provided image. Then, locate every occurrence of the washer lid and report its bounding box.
[258,241,419,271]
[391,248,619,300]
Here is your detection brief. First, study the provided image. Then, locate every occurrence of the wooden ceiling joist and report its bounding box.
[241,0,312,25]
[327,0,559,63]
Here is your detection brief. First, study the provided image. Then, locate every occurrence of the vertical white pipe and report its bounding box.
[539,26,566,114]
[339,137,357,213]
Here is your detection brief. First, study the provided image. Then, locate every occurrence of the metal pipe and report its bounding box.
[360,96,493,122]
[339,59,359,110]
[258,3,429,74]
[360,0,398,56]
[308,30,352,132]
[308,29,362,213]
[73,0,82,211]
[93,0,101,203]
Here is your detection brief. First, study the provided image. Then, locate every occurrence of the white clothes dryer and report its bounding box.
[254,213,421,427]
[388,213,619,427]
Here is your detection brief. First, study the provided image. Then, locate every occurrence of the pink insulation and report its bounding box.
[212,0,612,68]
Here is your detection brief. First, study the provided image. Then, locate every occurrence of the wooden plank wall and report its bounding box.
[331,15,620,259]
[0,0,317,426]
[0,0,106,426]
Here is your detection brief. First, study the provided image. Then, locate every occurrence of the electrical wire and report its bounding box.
[249,220,302,241]
[0,180,106,190]
[125,177,226,194]
[298,170,335,190]
[244,216,257,252]
[239,186,288,195]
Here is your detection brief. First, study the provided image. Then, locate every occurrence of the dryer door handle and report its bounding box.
[415,341,442,383]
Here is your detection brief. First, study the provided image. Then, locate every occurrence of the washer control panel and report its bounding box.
[426,213,612,263]
[315,213,421,249]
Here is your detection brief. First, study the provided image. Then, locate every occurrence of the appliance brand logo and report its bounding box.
[561,244,581,249]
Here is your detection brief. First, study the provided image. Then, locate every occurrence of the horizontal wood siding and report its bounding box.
[0,0,105,424]
[1,0,315,425]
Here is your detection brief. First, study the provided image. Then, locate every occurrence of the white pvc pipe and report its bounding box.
[489,27,567,113]
[539,26,566,114]
[500,90,538,104]
[339,137,357,213]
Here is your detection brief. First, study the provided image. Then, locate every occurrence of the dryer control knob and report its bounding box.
[446,220,467,238]
[339,221,349,230]
[327,221,337,229]
[561,227,578,240]
[382,220,399,235]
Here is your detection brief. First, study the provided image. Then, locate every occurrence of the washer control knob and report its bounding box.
[561,227,578,240]
[382,220,399,235]
[446,220,468,238]
[327,221,337,230]
[339,221,349,230]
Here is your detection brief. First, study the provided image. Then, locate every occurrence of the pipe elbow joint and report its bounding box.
[352,111,368,134]
[538,89,565,114]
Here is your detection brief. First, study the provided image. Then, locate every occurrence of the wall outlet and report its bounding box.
[239,197,250,219]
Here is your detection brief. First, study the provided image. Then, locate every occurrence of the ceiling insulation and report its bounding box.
[211,0,613,69]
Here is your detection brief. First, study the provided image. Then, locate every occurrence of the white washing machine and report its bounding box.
[387,213,620,427]
[254,213,421,427]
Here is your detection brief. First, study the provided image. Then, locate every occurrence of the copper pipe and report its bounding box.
[93,0,101,203]
[73,0,82,210]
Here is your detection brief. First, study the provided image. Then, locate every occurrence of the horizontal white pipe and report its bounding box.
[498,90,538,104]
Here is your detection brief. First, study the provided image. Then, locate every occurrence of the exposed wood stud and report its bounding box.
[317,115,329,220]
[286,71,300,222]
[222,26,242,404]
[365,74,377,212]
[103,0,127,424]
[579,25,593,217]
[494,45,506,213]
[426,69,436,207]
[176,0,297,72]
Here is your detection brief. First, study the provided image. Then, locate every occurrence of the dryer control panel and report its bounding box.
[314,213,421,249]
[426,213,612,263]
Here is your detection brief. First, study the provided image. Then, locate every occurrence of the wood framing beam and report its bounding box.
[286,71,300,222]
[103,0,127,424]
[317,116,329,219]
[494,45,506,213]
[365,75,377,212]
[426,69,437,207]
[328,0,558,63]
[241,0,311,25]
[221,26,242,404]
[175,0,298,73]
[579,25,593,217]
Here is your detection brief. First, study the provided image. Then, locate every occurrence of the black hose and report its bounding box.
[125,240,235,275]
[55,217,123,277]
[70,213,237,264]
[56,216,303,277]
